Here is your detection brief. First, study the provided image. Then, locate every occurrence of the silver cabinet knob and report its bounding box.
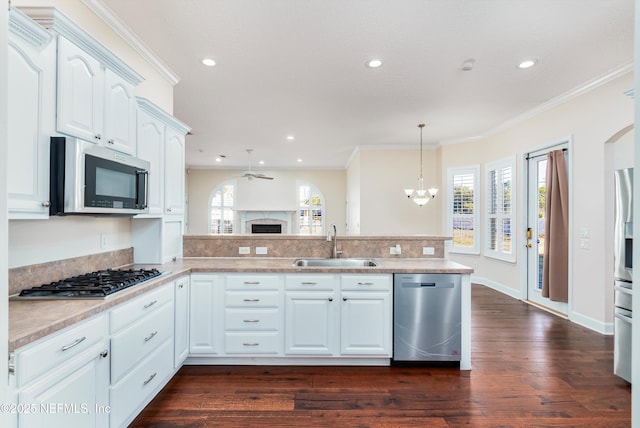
[328,297,333,302]
[108,139,114,145]
[95,134,102,140]
[41,201,51,207]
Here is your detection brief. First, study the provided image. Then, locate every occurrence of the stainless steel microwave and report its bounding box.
[50,137,150,216]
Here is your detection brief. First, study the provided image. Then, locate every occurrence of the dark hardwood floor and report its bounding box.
[131,284,631,427]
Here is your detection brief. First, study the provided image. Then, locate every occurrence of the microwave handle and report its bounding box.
[137,170,149,209]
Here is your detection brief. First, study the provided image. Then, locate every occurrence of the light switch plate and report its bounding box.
[423,247,435,255]
[256,247,268,255]
[239,246,250,255]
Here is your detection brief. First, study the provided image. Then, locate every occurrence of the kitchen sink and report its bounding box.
[293,258,378,267]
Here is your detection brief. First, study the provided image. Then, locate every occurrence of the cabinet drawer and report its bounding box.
[109,339,173,428]
[16,314,108,387]
[111,303,174,383]
[285,274,339,290]
[225,308,281,331]
[225,290,280,307]
[226,274,282,290]
[341,274,392,291]
[110,283,173,333]
[224,332,281,354]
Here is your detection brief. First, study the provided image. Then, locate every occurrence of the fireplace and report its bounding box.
[251,224,282,234]
[240,211,294,234]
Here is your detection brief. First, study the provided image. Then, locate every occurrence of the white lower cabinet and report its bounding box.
[223,274,284,355]
[109,283,175,428]
[284,274,339,355]
[12,314,110,428]
[189,274,224,355]
[174,276,190,367]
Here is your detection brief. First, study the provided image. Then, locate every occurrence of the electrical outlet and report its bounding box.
[256,247,268,255]
[239,247,250,255]
[423,247,435,255]
[100,234,108,249]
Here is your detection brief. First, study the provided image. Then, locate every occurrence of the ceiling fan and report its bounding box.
[241,149,273,181]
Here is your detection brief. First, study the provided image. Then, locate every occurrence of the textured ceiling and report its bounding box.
[100,0,634,169]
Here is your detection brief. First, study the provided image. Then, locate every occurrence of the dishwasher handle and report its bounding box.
[402,282,454,288]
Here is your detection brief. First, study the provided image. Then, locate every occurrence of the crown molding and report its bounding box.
[81,0,180,86]
[9,7,52,48]
[21,6,144,86]
[441,62,634,146]
[137,97,191,135]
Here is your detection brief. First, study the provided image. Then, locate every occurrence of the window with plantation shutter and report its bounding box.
[447,166,480,254]
[298,182,325,235]
[485,158,516,262]
[209,181,235,234]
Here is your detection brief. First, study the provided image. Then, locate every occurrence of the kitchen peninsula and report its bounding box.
[8,237,472,427]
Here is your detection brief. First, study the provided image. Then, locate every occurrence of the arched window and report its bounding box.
[209,181,235,234]
[297,182,324,235]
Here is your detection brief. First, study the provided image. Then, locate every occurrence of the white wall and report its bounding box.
[443,71,634,331]
[186,168,347,235]
[352,148,443,235]
[345,151,361,234]
[8,0,175,268]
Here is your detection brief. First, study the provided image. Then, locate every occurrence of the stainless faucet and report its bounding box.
[331,223,343,258]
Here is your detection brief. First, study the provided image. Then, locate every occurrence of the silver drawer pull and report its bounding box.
[144,300,158,309]
[143,372,157,386]
[243,298,260,302]
[244,281,261,285]
[61,336,86,352]
[243,319,260,323]
[357,282,374,286]
[243,343,259,347]
[301,282,317,285]
[144,331,158,342]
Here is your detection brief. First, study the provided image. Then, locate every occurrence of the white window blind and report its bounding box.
[447,166,480,254]
[210,182,235,234]
[485,158,515,262]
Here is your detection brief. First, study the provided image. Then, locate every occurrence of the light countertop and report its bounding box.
[9,257,472,352]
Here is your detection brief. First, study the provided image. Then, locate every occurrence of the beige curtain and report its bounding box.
[542,150,569,302]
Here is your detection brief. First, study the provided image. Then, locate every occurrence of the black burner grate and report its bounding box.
[18,268,162,298]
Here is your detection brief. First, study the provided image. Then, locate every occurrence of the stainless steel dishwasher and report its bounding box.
[393,273,461,363]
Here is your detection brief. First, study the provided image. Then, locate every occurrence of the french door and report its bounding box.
[525,144,569,315]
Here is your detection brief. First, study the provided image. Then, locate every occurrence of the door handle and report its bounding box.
[525,243,532,248]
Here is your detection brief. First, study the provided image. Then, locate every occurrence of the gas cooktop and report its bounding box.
[17,268,163,299]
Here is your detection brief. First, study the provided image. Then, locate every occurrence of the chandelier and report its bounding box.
[404,123,438,206]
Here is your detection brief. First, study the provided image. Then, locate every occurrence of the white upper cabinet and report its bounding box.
[7,9,56,219]
[103,68,137,154]
[55,29,142,155]
[136,109,165,216]
[164,127,186,215]
[56,36,104,144]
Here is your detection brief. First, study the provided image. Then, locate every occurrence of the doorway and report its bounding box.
[525,142,570,315]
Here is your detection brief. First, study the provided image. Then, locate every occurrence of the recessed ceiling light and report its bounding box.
[259,160,265,165]
[202,58,216,67]
[297,158,303,163]
[517,59,538,69]
[286,135,295,141]
[215,157,222,162]
[366,59,383,69]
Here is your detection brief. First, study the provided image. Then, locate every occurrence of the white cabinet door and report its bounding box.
[340,291,391,355]
[174,276,190,367]
[56,36,104,144]
[189,275,224,355]
[136,110,164,215]
[162,217,183,262]
[164,127,185,215]
[103,69,136,155]
[18,342,109,428]
[7,19,55,219]
[284,291,337,355]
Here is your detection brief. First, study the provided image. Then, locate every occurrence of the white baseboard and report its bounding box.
[472,275,614,335]
[471,275,521,299]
